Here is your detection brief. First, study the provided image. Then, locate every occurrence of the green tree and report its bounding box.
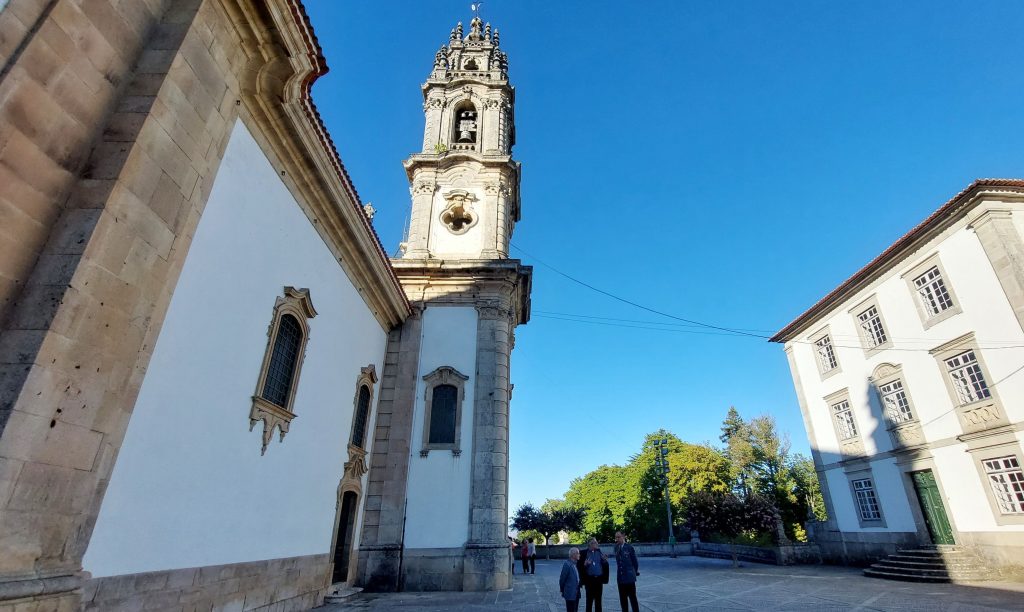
[682,490,780,567]
[791,454,827,522]
[564,464,641,542]
[627,431,732,541]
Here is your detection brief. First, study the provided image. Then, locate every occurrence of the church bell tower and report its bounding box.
[357,15,532,592]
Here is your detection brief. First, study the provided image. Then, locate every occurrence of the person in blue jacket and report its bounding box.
[559,547,582,612]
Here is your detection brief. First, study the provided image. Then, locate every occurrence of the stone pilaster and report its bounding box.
[405,180,435,258]
[357,311,422,592]
[463,302,513,591]
[970,208,1024,332]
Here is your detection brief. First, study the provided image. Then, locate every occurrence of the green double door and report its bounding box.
[911,470,955,545]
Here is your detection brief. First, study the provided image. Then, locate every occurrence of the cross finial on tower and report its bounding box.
[471,2,484,18]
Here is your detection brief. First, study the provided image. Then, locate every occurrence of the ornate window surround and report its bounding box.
[249,287,317,455]
[350,365,378,451]
[809,325,841,380]
[972,441,1024,525]
[848,294,893,354]
[824,388,864,459]
[902,253,962,330]
[439,188,479,235]
[870,363,925,450]
[929,333,1007,436]
[420,366,469,457]
[845,468,887,528]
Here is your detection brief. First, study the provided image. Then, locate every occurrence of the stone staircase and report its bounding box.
[864,545,996,583]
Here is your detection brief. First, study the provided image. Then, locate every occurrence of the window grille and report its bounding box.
[428,384,458,445]
[351,385,371,449]
[857,306,888,348]
[944,350,991,405]
[914,266,954,316]
[852,478,882,520]
[879,379,914,425]
[261,314,302,407]
[832,400,858,440]
[983,456,1024,514]
[815,335,838,373]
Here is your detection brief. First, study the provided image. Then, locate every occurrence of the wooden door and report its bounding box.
[912,470,954,545]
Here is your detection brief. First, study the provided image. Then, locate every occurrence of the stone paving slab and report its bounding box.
[318,556,1024,611]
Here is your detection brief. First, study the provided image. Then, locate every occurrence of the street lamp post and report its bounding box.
[653,438,676,558]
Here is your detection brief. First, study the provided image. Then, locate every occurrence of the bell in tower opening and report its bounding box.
[456,108,477,143]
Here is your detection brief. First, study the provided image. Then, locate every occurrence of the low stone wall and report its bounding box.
[534,542,694,559]
[82,554,330,611]
[693,542,821,565]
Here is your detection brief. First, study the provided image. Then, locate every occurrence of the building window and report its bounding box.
[421,366,469,456]
[351,385,371,449]
[261,314,303,406]
[879,379,914,425]
[914,266,955,316]
[983,456,1024,515]
[249,287,317,455]
[832,399,858,441]
[857,306,888,349]
[428,385,458,444]
[852,478,882,521]
[814,334,839,374]
[944,350,991,405]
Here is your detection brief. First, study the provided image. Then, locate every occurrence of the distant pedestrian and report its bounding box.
[559,547,582,612]
[579,537,608,612]
[521,539,530,574]
[509,536,517,575]
[614,531,639,612]
[528,538,537,574]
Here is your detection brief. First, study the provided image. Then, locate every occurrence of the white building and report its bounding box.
[772,179,1024,573]
[0,2,527,609]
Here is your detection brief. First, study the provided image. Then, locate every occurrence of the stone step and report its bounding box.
[882,557,982,568]
[864,568,951,583]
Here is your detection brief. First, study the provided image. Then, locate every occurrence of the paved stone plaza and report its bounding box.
[319,556,1024,611]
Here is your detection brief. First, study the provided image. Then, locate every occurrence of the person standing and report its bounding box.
[528,538,537,574]
[559,547,582,612]
[521,539,530,574]
[614,531,640,612]
[509,536,517,575]
[580,537,608,612]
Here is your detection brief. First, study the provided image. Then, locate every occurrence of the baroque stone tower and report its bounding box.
[356,16,532,591]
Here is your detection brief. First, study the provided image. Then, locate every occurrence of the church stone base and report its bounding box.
[401,548,465,591]
[80,554,330,611]
[358,545,511,592]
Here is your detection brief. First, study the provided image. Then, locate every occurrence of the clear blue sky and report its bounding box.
[304,1,1024,515]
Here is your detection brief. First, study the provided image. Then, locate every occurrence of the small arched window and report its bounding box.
[250,287,317,455]
[421,366,468,456]
[351,385,371,449]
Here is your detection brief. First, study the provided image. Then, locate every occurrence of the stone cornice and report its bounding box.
[403,152,520,180]
[219,0,411,330]
[391,259,532,325]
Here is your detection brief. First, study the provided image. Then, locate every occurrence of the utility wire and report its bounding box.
[513,243,1024,352]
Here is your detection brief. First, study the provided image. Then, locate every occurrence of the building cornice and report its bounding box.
[222,0,411,330]
[391,259,532,325]
[771,179,1024,343]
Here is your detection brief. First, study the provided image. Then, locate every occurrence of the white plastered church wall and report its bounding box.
[403,306,477,549]
[83,120,388,577]
[786,208,1024,535]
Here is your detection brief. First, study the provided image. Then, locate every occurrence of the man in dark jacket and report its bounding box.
[578,538,609,612]
[614,531,639,612]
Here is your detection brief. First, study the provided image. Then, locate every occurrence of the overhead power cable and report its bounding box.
[512,243,1024,353]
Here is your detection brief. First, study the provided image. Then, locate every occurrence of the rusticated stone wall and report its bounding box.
[82,554,330,611]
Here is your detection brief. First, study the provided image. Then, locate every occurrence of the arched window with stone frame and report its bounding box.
[420,366,469,456]
[350,365,378,450]
[249,287,317,455]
